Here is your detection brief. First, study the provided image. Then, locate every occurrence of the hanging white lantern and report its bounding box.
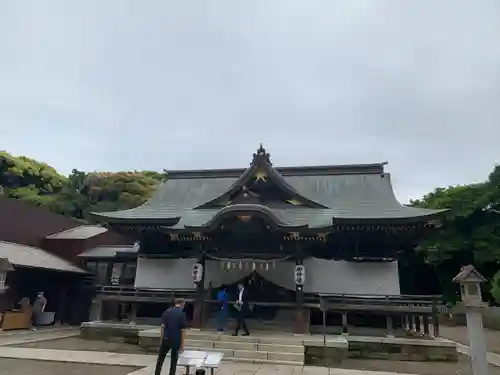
[226,261,231,270]
[238,261,243,270]
[294,265,305,286]
[265,263,269,271]
[252,262,256,271]
[0,271,7,289]
[192,262,203,283]
[110,263,123,285]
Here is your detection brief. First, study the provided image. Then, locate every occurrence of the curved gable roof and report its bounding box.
[90,146,446,227]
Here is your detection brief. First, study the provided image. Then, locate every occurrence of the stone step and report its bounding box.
[183,346,304,364]
[185,331,303,346]
[224,357,302,366]
[139,328,306,365]
[185,338,304,354]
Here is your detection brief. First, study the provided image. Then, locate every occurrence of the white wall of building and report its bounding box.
[135,257,198,290]
[134,257,401,296]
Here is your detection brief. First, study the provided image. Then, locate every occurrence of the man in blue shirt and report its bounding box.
[154,298,187,375]
[216,285,228,332]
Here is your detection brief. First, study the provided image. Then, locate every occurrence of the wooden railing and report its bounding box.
[316,293,446,314]
[96,285,197,302]
[316,293,445,337]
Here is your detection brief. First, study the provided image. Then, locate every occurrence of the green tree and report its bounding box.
[491,271,500,304]
[0,151,66,207]
[411,165,500,302]
[1,151,165,219]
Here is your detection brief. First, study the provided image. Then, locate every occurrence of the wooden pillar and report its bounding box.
[57,285,68,325]
[129,303,138,324]
[432,314,440,337]
[294,251,308,334]
[415,314,422,334]
[386,315,394,337]
[423,316,430,336]
[432,299,440,337]
[192,253,206,329]
[341,312,349,335]
[408,314,415,332]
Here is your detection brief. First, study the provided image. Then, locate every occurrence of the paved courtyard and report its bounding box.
[0,358,138,375]
[2,327,500,375]
[441,324,500,354]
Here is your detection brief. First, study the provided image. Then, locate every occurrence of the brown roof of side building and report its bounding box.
[0,196,131,264]
[0,196,82,248]
[0,241,86,273]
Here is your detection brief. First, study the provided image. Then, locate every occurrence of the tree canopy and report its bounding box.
[411,165,500,302]
[0,151,165,220]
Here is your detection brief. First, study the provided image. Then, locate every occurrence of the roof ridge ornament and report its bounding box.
[252,144,271,165]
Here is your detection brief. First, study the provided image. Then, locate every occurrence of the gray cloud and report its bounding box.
[1,0,499,202]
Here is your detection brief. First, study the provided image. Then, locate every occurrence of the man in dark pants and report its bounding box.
[233,283,250,336]
[154,298,187,375]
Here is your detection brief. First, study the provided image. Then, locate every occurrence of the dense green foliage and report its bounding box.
[2,151,500,303]
[0,151,165,220]
[411,165,500,303]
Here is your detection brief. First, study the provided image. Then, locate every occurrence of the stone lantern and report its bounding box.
[453,265,489,375]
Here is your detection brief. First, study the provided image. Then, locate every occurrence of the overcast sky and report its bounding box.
[1,1,499,202]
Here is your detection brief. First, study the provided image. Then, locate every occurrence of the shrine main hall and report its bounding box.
[90,145,446,334]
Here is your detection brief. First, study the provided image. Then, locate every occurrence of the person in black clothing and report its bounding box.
[233,283,250,336]
[154,298,187,375]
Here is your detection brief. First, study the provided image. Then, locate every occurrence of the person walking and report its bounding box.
[232,283,250,336]
[31,292,47,331]
[216,285,228,332]
[154,298,187,375]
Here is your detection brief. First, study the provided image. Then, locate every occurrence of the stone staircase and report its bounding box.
[140,329,305,365]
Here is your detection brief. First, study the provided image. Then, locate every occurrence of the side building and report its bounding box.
[90,145,447,334]
[0,196,132,327]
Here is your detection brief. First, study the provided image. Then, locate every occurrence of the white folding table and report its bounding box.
[178,350,224,375]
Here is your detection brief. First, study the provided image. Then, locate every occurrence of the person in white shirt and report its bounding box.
[233,283,250,336]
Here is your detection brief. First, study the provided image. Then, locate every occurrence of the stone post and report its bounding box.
[453,265,489,375]
[89,299,103,321]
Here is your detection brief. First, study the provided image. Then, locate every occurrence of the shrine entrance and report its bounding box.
[205,259,299,323]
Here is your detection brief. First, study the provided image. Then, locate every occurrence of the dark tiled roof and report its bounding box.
[78,245,138,259]
[92,171,445,227]
[90,148,446,228]
[46,225,108,240]
[0,241,86,273]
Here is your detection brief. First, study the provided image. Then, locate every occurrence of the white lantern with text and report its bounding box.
[192,262,203,283]
[295,265,305,286]
[0,271,6,288]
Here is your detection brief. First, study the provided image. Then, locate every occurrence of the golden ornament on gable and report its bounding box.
[286,198,302,206]
[254,169,268,182]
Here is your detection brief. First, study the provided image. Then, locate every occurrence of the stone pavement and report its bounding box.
[0,328,423,374]
[0,345,412,375]
[453,341,500,367]
[441,324,500,354]
[0,326,78,346]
